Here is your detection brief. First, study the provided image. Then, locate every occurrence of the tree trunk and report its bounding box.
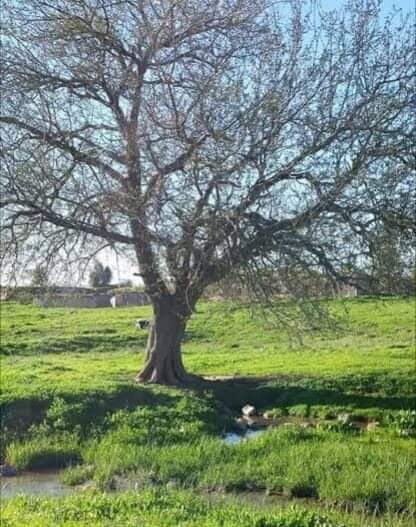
[136,296,192,385]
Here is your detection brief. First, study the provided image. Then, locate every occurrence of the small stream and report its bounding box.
[1,471,396,527]
[1,430,268,499]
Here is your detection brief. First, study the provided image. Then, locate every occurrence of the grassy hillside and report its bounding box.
[1,297,414,399]
[1,297,415,526]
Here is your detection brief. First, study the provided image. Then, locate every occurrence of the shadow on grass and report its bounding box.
[3,371,415,463]
[194,375,415,413]
[1,384,182,453]
[1,333,148,356]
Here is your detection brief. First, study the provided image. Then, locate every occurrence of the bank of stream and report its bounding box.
[1,429,264,499]
[0,468,315,507]
[0,416,378,500]
[2,468,405,527]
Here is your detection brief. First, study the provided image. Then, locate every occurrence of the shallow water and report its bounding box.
[1,474,407,527]
[0,429,276,499]
[224,429,266,445]
[0,470,72,499]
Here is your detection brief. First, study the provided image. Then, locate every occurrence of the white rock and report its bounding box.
[242,404,256,417]
[337,413,352,425]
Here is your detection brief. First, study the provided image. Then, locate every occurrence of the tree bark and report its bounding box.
[135,296,192,385]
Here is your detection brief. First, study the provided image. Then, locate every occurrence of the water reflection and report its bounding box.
[224,429,265,445]
[1,471,71,499]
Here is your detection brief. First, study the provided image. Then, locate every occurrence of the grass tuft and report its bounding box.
[6,434,81,470]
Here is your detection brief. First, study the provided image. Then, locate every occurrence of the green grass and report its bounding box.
[6,433,81,470]
[1,298,414,400]
[2,488,414,527]
[1,297,415,525]
[77,420,415,513]
[59,464,94,486]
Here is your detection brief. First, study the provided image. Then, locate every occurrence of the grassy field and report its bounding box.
[1,297,415,526]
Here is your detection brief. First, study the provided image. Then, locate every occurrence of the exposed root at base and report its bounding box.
[135,370,201,387]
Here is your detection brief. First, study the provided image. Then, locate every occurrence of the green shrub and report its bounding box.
[105,394,227,446]
[309,406,340,419]
[264,407,287,418]
[288,405,310,418]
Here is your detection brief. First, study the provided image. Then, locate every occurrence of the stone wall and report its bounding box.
[34,294,112,308]
[112,292,149,306]
[34,291,149,308]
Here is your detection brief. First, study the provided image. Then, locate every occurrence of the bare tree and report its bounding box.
[1,0,414,384]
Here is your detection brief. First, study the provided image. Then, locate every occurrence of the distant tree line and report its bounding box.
[88,260,112,288]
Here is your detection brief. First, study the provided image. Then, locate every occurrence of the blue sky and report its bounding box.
[319,0,413,10]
